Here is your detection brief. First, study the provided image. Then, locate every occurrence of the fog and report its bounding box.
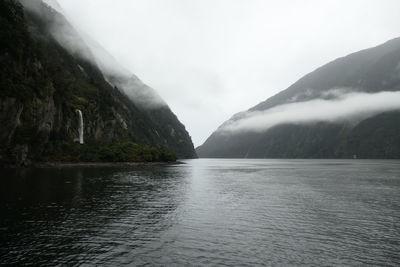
[220,91,400,133]
[24,0,166,108]
[81,36,166,108]
[40,1,400,145]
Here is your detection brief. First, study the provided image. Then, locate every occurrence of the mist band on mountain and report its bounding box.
[219,91,400,133]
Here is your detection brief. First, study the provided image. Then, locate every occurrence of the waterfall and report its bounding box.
[76,109,84,144]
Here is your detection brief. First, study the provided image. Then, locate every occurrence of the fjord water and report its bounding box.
[1,160,400,266]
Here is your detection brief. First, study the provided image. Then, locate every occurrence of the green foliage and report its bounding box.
[40,141,177,163]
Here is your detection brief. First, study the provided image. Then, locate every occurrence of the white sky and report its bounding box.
[55,0,400,146]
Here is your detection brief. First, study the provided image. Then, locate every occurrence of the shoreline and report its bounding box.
[30,161,185,168]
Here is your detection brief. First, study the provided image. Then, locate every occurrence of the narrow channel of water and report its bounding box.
[1,159,400,266]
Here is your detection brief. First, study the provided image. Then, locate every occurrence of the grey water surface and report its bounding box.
[1,159,400,266]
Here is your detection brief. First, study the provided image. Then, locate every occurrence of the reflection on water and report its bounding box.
[1,159,400,266]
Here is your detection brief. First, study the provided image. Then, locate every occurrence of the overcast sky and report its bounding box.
[53,0,400,146]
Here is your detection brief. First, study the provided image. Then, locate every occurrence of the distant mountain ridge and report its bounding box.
[0,0,196,166]
[197,38,400,158]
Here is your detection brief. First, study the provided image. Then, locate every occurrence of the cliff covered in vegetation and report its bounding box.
[0,0,196,166]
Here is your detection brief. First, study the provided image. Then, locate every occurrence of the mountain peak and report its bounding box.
[197,37,400,159]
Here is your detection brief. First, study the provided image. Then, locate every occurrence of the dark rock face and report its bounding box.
[197,38,400,159]
[0,0,196,166]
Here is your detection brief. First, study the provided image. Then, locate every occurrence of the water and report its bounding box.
[1,159,400,266]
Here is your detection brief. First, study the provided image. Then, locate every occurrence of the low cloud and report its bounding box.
[220,91,400,133]
[84,37,166,108]
[22,0,165,109]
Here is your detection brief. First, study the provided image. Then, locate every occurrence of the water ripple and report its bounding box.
[1,160,400,266]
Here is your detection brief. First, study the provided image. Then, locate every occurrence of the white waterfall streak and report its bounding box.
[76,109,84,144]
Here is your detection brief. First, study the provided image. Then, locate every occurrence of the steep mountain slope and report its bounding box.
[0,0,196,166]
[197,38,400,158]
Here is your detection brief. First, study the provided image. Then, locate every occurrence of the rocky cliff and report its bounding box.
[0,0,196,166]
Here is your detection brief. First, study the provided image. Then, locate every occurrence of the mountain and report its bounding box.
[197,38,400,159]
[0,0,196,166]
